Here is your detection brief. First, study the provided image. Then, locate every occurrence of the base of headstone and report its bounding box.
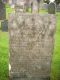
[9,77,50,80]
[9,72,50,80]
[1,20,8,32]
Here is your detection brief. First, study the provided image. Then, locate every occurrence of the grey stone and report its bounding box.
[32,0,38,13]
[1,20,8,32]
[56,4,60,12]
[48,2,56,14]
[0,2,6,20]
[43,3,48,10]
[15,0,25,12]
[2,0,8,3]
[10,77,50,80]
[9,13,56,80]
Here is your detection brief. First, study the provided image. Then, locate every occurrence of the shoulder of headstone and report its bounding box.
[8,13,16,29]
[8,13,15,23]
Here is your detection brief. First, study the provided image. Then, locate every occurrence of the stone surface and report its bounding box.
[43,3,48,10]
[15,0,25,12]
[14,0,39,13]
[56,4,60,12]
[32,0,38,13]
[0,2,6,20]
[1,20,8,32]
[48,2,56,14]
[9,13,56,80]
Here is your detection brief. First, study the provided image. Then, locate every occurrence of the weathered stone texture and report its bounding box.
[1,20,8,32]
[9,13,56,80]
[48,2,56,14]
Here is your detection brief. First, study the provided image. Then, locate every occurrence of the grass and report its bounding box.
[0,31,9,80]
[51,12,60,80]
[0,6,60,80]
[0,5,11,80]
[27,8,48,14]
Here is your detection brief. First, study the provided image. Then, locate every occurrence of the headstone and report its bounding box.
[33,0,38,13]
[15,0,25,12]
[1,20,8,32]
[9,1,56,80]
[56,4,60,12]
[48,2,55,14]
[0,2,6,20]
[43,3,48,10]
[2,0,8,4]
[31,2,33,12]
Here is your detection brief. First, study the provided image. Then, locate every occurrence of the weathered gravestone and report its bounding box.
[15,0,25,12]
[2,0,8,4]
[32,0,38,13]
[9,0,56,80]
[1,20,8,32]
[56,4,60,12]
[48,2,56,14]
[0,2,6,20]
[43,3,48,10]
